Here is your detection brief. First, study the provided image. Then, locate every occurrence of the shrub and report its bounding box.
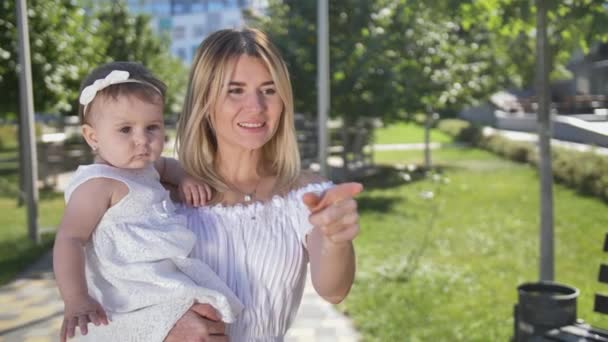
[0,124,17,150]
[437,118,608,202]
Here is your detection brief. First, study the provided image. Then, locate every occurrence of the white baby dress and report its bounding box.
[64,164,243,341]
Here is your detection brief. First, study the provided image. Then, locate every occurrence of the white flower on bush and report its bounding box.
[420,190,434,200]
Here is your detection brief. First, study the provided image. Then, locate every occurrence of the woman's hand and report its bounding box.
[303,182,363,245]
[302,182,362,303]
[164,303,227,342]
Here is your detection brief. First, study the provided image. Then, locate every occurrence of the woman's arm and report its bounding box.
[303,181,363,304]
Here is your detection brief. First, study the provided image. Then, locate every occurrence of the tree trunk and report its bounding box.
[536,0,554,281]
[424,109,432,170]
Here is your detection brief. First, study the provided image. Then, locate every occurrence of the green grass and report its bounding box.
[374,122,453,145]
[0,190,63,285]
[342,148,608,341]
[374,146,499,166]
[0,144,64,285]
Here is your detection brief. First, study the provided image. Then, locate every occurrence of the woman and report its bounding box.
[165,28,362,341]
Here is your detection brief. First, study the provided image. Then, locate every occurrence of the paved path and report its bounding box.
[0,253,359,341]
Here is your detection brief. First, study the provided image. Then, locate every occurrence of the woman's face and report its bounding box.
[212,55,284,152]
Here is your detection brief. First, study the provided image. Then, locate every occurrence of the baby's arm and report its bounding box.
[155,157,211,206]
[53,178,117,341]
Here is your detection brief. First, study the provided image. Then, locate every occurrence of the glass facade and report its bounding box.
[101,0,267,64]
[122,0,260,15]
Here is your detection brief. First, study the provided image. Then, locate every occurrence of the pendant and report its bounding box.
[244,194,252,202]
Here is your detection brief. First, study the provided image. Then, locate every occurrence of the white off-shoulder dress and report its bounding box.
[180,181,333,341]
[64,164,243,341]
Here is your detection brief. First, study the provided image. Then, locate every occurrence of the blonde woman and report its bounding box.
[165,28,363,341]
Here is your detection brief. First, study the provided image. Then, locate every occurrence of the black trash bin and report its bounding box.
[514,281,579,342]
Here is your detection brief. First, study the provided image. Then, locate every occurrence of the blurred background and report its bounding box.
[1,0,608,341]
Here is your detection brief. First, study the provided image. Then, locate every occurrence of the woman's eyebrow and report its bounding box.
[228,81,275,86]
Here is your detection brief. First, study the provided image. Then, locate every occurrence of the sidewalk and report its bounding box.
[0,252,359,341]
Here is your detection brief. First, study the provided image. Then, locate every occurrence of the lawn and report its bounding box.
[0,144,64,285]
[342,148,608,341]
[0,189,63,285]
[374,122,452,145]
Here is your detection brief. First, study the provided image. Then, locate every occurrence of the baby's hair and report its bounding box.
[78,61,166,124]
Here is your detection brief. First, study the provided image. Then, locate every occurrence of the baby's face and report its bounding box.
[87,95,165,169]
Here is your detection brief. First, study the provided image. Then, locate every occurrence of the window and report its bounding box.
[173,26,186,39]
[193,25,206,37]
[176,48,187,62]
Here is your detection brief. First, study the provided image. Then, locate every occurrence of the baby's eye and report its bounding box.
[147,124,161,131]
[119,127,131,134]
[228,88,244,95]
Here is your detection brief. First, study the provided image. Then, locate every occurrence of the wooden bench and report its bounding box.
[329,118,375,181]
[594,235,608,315]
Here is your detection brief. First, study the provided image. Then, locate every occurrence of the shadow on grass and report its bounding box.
[357,195,403,214]
[0,167,18,176]
[0,233,54,286]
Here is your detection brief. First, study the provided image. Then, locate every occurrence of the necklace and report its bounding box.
[224,177,262,220]
[229,177,262,202]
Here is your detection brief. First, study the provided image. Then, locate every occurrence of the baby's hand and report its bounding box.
[61,295,109,342]
[179,175,212,207]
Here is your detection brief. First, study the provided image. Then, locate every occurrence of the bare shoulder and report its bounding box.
[292,170,327,190]
[70,177,127,206]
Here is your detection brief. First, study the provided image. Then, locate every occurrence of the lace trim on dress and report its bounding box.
[198,181,334,216]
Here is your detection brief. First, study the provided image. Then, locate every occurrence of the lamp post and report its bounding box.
[15,0,40,243]
[317,0,329,178]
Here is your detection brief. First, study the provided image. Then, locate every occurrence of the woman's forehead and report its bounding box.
[226,55,273,83]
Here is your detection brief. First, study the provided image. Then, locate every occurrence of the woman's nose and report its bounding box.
[244,92,266,112]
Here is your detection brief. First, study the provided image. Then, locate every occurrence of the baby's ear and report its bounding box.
[81,124,98,150]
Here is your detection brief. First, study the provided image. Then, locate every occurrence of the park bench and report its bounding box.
[37,138,92,189]
[328,117,375,181]
[512,234,608,341]
[294,113,318,169]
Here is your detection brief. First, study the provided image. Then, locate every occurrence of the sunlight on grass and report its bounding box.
[342,148,608,341]
[375,122,452,145]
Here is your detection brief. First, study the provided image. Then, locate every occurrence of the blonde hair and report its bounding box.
[176,28,300,194]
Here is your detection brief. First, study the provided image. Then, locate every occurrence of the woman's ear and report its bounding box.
[81,124,98,151]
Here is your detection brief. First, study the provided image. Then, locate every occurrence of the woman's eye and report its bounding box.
[262,88,276,95]
[119,127,131,134]
[228,88,244,95]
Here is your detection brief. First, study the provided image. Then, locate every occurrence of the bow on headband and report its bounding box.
[79,70,162,114]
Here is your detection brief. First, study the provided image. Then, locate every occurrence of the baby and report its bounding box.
[53,61,242,341]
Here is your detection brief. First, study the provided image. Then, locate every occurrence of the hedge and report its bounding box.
[437,119,608,202]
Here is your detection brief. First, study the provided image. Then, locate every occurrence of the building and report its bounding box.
[123,0,267,64]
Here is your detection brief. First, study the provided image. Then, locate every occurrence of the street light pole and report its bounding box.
[317,0,329,178]
[536,0,554,281]
[16,0,40,244]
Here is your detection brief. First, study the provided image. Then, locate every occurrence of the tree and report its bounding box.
[247,0,398,123]
[0,0,106,117]
[459,0,608,89]
[0,0,187,118]
[92,1,188,115]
